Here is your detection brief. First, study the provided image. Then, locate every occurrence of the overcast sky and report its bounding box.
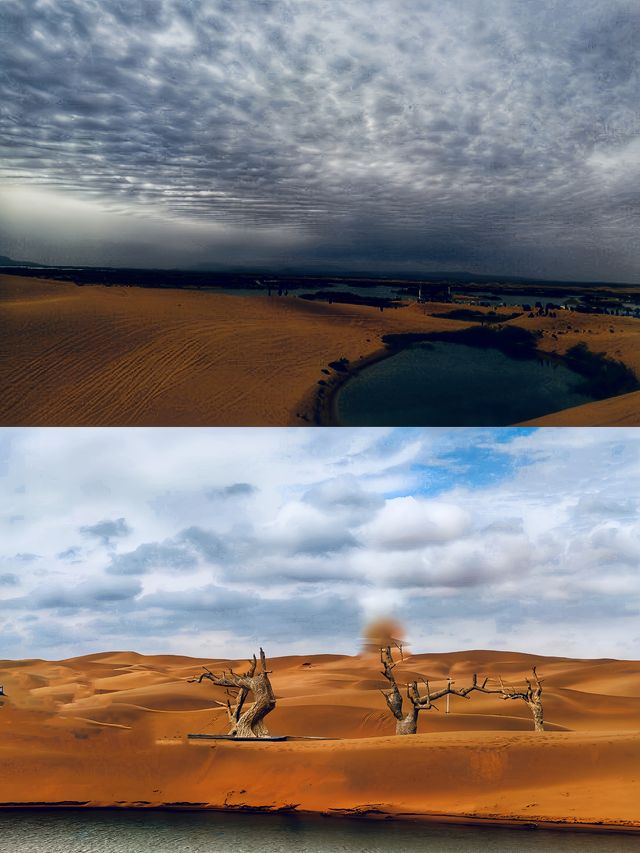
[1,0,639,280]
[1,426,639,661]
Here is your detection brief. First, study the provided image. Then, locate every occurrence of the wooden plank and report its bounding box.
[187,734,289,742]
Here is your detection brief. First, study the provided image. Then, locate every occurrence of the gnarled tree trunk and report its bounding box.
[379,645,419,734]
[190,647,276,738]
[379,645,480,735]
[529,695,544,732]
[395,707,419,735]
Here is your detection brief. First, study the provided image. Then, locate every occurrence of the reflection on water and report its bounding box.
[0,810,636,853]
[335,341,596,426]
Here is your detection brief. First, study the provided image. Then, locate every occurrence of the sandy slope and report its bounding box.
[1,649,639,830]
[0,275,468,426]
[2,274,639,426]
[521,390,640,426]
[512,310,640,426]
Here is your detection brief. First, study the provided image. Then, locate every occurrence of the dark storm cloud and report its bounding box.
[1,0,639,278]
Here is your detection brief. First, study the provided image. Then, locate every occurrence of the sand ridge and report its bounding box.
[1,649,639,830]
[2,274,638,426]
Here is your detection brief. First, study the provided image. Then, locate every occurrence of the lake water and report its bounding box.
[335,341,596,426]
[213,284,412,299]
[212,286,588,307]
[0,810,635,853]
[463,291,580,306]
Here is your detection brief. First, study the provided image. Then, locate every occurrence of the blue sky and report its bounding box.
[1,0,639,280]
[1,426,639,660]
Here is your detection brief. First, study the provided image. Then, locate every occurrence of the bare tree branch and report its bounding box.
[474,667,545,731]
[379,646,480,734]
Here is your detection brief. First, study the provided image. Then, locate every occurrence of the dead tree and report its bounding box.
[475,666,545,732]
[380,646,481,735]
[189,648,276,738]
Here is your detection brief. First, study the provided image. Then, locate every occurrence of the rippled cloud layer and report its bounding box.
[1,1,639,277]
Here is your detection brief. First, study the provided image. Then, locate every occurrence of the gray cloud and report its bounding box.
[1,426,639,659]
[107,541,197,575]
[24,576,142,610]
[57,546,82,561]
[302,476,385,528]
[206,483,257,499]
[79,517,132,546]
[177,526,227,562]
[0,1,638,279]
[105,526,228,575]
[137,585,361,646]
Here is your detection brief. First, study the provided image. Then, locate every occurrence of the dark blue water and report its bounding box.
[211,286,588,307]
[0,810,635,853]
[465,291,579,306]
[335,341,596,426]
[213,284,413,299]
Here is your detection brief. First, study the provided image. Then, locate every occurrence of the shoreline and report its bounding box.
[1,802,638,836]
[295,344,393,425]
[3,273,639,427]
[312,332,637,427]
[2,652,639,835]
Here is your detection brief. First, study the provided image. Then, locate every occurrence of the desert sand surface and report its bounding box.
[522,390,640,426]
[1,649,639,832]
[2,274,639,426]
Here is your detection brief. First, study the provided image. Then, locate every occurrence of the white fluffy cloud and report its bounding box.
[362,497,471,550]
[1,427,639,659]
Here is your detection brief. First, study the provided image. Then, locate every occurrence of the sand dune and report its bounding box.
[522,390,640,426]
[1,649,639,831]
[2,274,638,426]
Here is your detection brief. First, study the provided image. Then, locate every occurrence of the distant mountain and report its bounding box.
[2,256,636,289]
[0,254,50,268]
[186,262,636,288]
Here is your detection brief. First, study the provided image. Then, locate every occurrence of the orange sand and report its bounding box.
[1,649,639,831]
[2,274,638,426]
